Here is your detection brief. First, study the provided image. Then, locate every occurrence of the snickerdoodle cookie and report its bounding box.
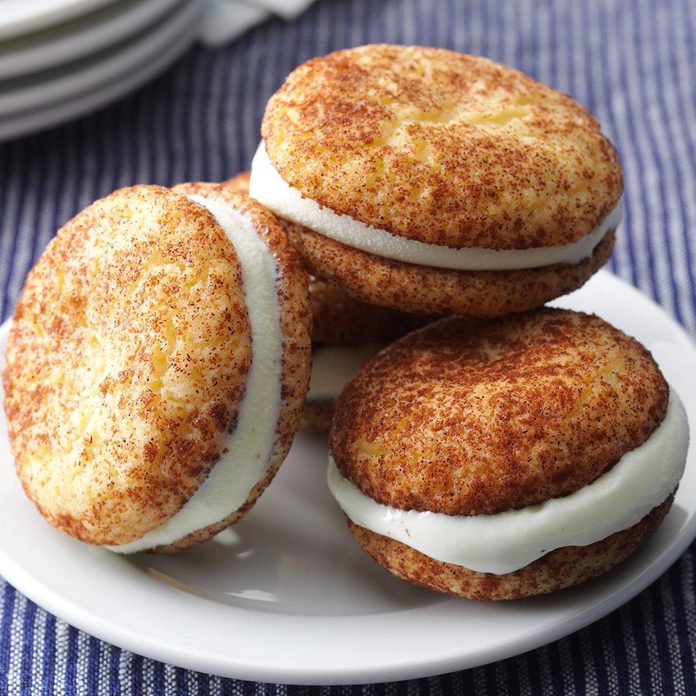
[250,45,621,316]
[328,308,688,599]
[3,184,311,552]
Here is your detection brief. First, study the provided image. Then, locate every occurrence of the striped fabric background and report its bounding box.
[1,0,695,693]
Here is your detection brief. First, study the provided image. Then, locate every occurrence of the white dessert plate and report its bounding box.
[0,0,202,118]
[0,270,694,685]
[0,4,201,142]
[0,0,189,80]
[0,0,119,42]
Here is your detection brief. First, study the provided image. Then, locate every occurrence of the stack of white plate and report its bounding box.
[0,0,204,142]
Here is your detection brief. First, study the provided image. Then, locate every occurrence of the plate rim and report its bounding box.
[0,0,191,81]
[0,0,120,42]
[0,269,695,685]
[0,8,200,142]
[0,0,202,118]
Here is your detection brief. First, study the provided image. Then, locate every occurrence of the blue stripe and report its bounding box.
[630,0,683,324]
[20,599,37,694]
[647,12,693,325]
[548,641,567,694]
[87,636,100,696]
[152,660,164,695]
[609,608,632,694]
[629,590,656,693]
[659,566,688,696]
[526,643,543,695]
[671,552,696,694]
[65,626,79,694]
[41,612,56,696]
[197,669,210,696]
[0,147,14,323]
[596,0,641,290]
[567,633,586,696]
[587,613,609,692]
[130,653,144,695]
[0,583,15,694]
[109,643,121,696]
[18,143,49,305]
[1,139,28,321]
[618,0,663,304]
[647,580,675,695]
[656,0,696,330]
[175,665,187,695]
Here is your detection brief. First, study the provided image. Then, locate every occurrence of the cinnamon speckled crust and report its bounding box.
[300,398,335,431]
[163,182,312,551]
[262,45,622,249]
[3,186,252,545]
[331,309,669,515]
[223,172,251,192]
[288,221,615,316]
[347,495,673,600]
[308,276,436,345]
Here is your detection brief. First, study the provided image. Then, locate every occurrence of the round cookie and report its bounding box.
[328,309,689,599]
[224,170,434,430]
[3,184,311,552]
[250,45,622,316]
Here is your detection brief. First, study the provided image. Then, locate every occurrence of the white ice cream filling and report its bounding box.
[249,141,622,272]
[308,344,384,401]
[327,388,689,575]
[110,195,283,553]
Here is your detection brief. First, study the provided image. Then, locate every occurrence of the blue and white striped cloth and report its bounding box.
[1,0,695,693]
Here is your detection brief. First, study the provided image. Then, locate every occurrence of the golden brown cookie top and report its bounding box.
[262,45,622,250]
[3,185,252,544]
[330,308,668,516]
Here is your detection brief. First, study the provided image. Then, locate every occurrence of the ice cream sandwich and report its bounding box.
[251,45,622,317]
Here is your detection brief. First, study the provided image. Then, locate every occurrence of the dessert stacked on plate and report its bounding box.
[2,45,689,599]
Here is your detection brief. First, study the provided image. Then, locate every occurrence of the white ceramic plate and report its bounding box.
[0,0,119,42]
[0,270,694,685]
[0,0,202,118]
[0,3,201,142]
[0,0,188,80]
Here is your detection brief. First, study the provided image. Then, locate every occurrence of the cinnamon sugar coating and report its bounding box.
[331,308,669,515]
[308,276,435,345]
[289,221,614,316]
[3,186,252,545]
[4,183,312,550]
[162,182,312,551]
[262,45,622,249]
[223,171,251,192]
[348,495,672,599]
[300,398,335,431]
